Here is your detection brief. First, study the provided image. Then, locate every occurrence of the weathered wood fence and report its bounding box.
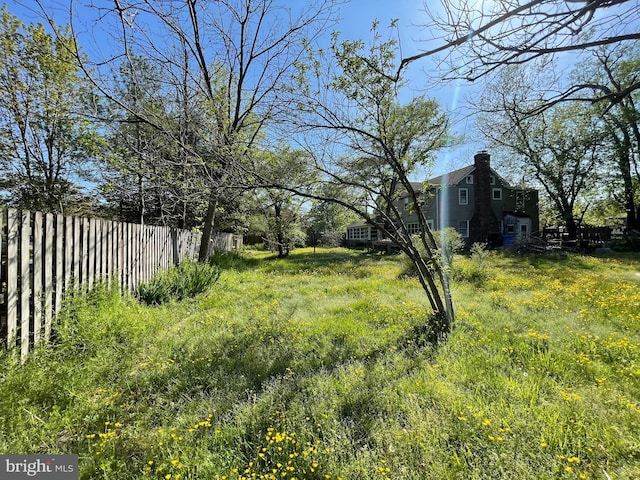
[0,208,242,360]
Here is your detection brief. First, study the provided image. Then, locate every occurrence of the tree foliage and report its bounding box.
[305,183,359,248]
[289,22,455,338]
[0,7,103,213]
[34,0,339,259]
[102,54,209,227]
[478,63,606,238]
[579,44,640,230]
[252,146,317,257]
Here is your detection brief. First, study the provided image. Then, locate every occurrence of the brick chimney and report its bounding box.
[469,151,500,244]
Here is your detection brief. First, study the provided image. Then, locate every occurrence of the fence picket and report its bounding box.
[101,220,107,281]
[135,223,141,287]
[128,223,134,289]
[88,218,96,289]
[20,210,31,361]
[6,209,18,351]
[80,218,88,289]
[94,219,101,282]
[44,214,54,341]
[33,212,43,346]
[72,217,80,286]
[54,215,63,326]
[65,216,73,290]
[127,223,134,290]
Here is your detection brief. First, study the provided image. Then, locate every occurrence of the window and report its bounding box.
[407,223,420,235]
[426,219,434,230]
[466,174,473,184]
[492,188,503,201]
[459,188,468,205]
[403,197,410,210]
[490,174,496,185]
[458,220,469,238]
[348,227,369,240]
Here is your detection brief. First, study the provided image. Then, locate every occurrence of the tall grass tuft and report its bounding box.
[452,242,491,286]
[135,259,220,305]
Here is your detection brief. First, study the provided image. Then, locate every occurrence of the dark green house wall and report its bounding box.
[392,153,539,243]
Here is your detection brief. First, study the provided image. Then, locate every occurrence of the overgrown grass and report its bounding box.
[136,260,221,305]
[1,247,639,479]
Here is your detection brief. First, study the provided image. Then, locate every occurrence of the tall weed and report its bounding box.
[452,242,491,286]
[136,260,220,305]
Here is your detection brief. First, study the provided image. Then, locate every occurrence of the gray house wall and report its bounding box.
[393,152,539,244]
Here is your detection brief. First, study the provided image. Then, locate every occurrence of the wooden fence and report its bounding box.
[0,208,242,360]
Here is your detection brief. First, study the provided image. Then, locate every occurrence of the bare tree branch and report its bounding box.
[400,0,639,107]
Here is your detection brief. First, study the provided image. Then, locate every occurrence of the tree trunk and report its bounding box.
[198,190,218,262]
[564,214,578,240]
[274,202,286,258]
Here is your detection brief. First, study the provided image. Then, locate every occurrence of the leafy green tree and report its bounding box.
[35,0,338,259]
[0,7,103,213]
[103,54,208,228]
[253,146,317,258]
[305,183,359,248]
[580,44,640,231]
[478,64,605,239]
[288,22,455,339]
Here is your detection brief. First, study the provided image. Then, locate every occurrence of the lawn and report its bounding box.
[1,247,639,479]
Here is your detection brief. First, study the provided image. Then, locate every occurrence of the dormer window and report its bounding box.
[466,175,473,184]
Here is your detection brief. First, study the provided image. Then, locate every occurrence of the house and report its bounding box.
[345,151,539,247]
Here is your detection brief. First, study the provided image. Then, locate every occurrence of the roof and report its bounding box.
[346,221,369,229]
[409,181,423,192]
[400,163,521,197]
[427,165,475,186]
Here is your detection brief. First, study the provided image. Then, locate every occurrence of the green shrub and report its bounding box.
[452,258,489,286]
[610,235,640,252]
[449,242,491,286]
[437,227,465,267]
[136,260,220,305]
[470,242,491,266]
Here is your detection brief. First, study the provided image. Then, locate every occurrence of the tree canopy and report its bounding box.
[0,6,103,214]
